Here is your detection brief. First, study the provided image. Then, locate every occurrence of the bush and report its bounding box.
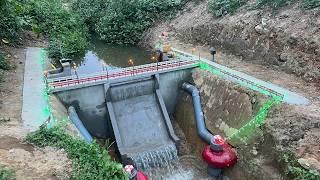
[208,0,248,17]
[255,0,293,9]
[302,0,320,9]
[0,52,11,70]
[24,0,84,35]
[0,165,15,180]
[26,126,128,180]
[22,0,89,59]
[95,0,182,44]
[71,0,108,31]
[48,30,88,60]
[0,0,23,42]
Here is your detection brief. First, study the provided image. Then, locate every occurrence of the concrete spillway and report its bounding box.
[106,75,179,169]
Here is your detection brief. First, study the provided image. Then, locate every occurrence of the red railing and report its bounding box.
[48,60,198,88]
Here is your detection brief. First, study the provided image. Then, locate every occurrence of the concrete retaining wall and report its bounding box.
[175,69,265,154]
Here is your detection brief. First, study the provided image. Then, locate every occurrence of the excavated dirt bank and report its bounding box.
[142,0,320,82]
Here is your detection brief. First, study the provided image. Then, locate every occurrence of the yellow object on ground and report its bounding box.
[163,44,172,53]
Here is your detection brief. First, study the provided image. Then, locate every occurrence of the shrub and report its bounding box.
[71,0,108,31]
[0,165,15,180]
[208,0,248,17]
[95,0,182,44]
[0,0,23,42]
[26,126,128,180]
[0,52,11,70]
[302,0,320,9]
[22,0,89,59]
[255,0,293,9]
[24,0,84,35]
[48,30,88,60]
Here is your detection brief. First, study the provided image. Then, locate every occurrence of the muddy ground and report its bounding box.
[141,0,320,177]
[0,34,72,179]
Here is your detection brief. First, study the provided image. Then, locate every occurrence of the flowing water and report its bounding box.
[131,144,178,169]
[145,155,211,180]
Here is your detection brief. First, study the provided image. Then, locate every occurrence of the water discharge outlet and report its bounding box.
[182,83,237,177]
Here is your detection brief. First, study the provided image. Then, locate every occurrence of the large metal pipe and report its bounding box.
[68,106,93,143]
[182,83,214,144]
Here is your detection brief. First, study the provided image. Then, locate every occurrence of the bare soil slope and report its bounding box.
[142,0,320,82]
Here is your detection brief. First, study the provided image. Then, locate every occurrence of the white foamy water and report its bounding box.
[145,155,211,180]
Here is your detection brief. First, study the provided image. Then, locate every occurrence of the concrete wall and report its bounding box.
[55,85,112,138]
[174,69,265,154]
[54,68,192,138]
[159,69,192,114]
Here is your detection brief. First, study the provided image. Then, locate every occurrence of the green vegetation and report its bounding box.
[208,0,248,17]
[73,0,183,44]
[0,0,23,43]
[71,0,108,31]
[1,0,184,57]
[280,152,320,180]
[255,0,293,9]
[0,0,88,60]
[0,165,15,180]
[302,0,320,9]
[0,52,11,70]
[26,126,128,180]
[208,0,320,17]
[23,0,89,59]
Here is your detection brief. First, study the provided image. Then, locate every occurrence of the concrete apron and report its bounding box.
[22,47,49,131]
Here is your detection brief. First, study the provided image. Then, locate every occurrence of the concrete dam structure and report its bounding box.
[49,60,194,168]
[47,50,309,170]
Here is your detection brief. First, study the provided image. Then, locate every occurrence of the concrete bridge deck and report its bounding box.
[47,59,198,92]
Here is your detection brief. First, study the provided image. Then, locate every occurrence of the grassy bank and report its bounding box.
[26,126,128,180]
